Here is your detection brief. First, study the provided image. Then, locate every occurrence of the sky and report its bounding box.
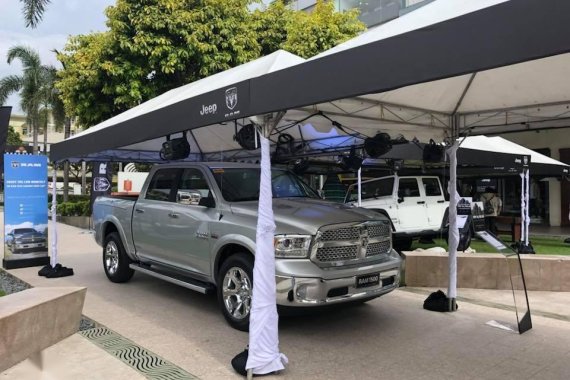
[0,0,116,114]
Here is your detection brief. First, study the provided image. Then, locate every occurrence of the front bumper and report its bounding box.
[275,252,401,306]
[12,242,47,253]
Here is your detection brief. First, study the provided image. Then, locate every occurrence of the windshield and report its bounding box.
[12,228,37,234]
[346,177,395,202]
[211,168,320,202]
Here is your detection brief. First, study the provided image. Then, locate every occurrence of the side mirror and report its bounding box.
[199,196,216,208]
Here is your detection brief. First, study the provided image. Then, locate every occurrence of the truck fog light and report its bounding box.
[296,284,308,300]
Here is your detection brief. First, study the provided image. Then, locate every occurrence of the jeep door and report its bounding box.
[132,167,182,265]
[421,177,447,228]
[396,177,428,230]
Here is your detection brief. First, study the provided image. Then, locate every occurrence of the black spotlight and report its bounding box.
[292,158,310,174]
[423,139,444,163]
[364,132,392,158]
[339,146,363,171]
[160,132,190,161]
[234,123,258,150]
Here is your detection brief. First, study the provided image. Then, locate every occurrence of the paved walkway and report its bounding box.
[2,219,570,379]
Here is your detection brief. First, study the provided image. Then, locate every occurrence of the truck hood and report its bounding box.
[229,198,388,235]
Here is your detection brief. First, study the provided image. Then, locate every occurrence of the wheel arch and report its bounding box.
[214,243,254,286]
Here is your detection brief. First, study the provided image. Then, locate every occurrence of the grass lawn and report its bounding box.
[0,290,5,297]
[412,235,570,255]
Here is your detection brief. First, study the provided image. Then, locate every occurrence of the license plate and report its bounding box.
[356,273,380,288]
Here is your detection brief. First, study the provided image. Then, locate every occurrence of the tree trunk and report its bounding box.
[43,115,48,154]
[63,118,71,202]
[32,118,39,154]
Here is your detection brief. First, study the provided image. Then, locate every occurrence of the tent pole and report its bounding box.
[357,167,362,207]
[245,112,288,376]
[525,168,530,245]
[446,142,459,312]
[50,161,58,267]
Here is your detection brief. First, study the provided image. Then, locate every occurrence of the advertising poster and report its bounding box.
[90,162,113,212]
[3,154,50,269]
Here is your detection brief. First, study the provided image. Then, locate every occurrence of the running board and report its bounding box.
[129,264,214,295]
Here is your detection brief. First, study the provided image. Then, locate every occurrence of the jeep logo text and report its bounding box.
[200,104,217,116]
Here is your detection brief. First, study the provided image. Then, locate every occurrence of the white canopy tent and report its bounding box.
[50,0,570,374]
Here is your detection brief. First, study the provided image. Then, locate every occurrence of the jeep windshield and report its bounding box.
[346,177,395,202]
[211,168,319,202]
[12,228,37,234]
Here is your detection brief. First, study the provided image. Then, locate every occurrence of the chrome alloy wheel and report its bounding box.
[222,267,252,320]
[104,240,120,275]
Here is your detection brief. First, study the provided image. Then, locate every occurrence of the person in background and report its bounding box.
[480,187,502,234]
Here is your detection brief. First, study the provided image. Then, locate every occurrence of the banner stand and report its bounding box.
[3,256,50,270]
[3,154,50,270]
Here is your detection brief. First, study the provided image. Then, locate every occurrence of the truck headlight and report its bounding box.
[274,235,312,258]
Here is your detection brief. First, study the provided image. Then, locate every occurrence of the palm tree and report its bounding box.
[20,0,51,28]
[39,66,65,153]
[0,45,45,154]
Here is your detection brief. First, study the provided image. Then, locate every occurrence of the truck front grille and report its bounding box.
[366,241,392,257]
[316,246,359,262]
[312,221,391,267]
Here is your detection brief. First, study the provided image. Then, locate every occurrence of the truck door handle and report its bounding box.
[135,208,144,213]
[417,201,425,204]
[168,212,179,219]
[437,200,445,203]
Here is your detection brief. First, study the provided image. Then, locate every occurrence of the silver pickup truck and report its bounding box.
[93,162,401,331]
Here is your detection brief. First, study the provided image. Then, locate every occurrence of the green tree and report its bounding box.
[20,0,50,28]
[58,0,260,126]
[0,46,45,154]
[7,125,23,146]
[39,66,65,153]
[282,0,365,58]
[57,0,364,127]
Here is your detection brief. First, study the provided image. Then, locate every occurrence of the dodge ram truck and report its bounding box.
[93,162,402,331]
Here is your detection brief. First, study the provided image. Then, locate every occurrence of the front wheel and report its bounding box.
[217,253,254,331]
[103,232,134,283]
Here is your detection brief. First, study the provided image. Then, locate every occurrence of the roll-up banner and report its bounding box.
[3,154,50,269]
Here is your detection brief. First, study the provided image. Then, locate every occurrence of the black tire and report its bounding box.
[103,232,134,283]
[217,253,254,332]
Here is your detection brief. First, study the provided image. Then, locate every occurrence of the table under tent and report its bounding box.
[50,0,570,375]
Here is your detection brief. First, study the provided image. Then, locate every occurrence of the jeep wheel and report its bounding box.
[217,253,253,332]
[103,232,134,283]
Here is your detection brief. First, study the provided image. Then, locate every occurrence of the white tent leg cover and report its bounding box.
[246,133,288,374]
[446,143,460,303]
[50,162,58,267]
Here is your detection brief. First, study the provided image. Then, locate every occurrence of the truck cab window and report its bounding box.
[177,168,212,206]
[145,168,179,202]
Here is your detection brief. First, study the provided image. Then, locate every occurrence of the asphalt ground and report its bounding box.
[2,219,570,379]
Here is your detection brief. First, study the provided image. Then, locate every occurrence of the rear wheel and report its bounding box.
[103,232,134,283]
[217,253,253,331]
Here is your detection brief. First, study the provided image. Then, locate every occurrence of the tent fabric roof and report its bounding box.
[313,0,509,59]
[50,0,570,165]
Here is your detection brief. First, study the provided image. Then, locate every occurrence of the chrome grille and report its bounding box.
[316,246,358,262]
[366,241,391,257]
[320,227,360,241]
[312,222,391,267]
[368,223,391,238]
